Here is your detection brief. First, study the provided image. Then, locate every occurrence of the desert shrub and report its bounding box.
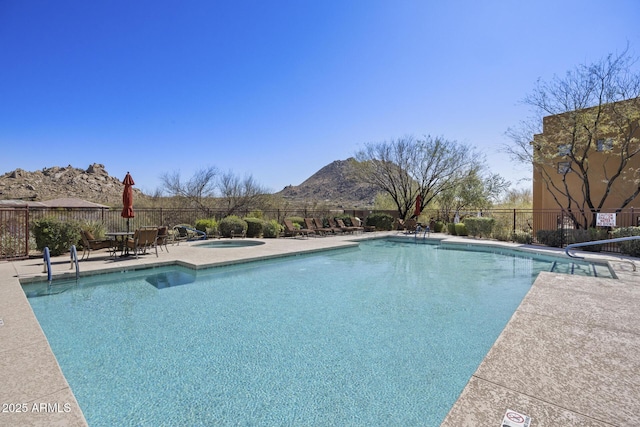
[0,224,20,258]
[244,217,265,238]
[365,213,394,231]
[463,217,495,238]
[433,221,444,233]
[195,218,218,236]
[454,223,468,236]
[218,216,248,238]
[263,220,283,238]
[492,228,512,242]
[567,228,608,252]
[536,229,563,247]
[32,217,81,256]
[611,226,640,257]
[513,230,533,244]
[447,223,456,235]
[246,210,264,219]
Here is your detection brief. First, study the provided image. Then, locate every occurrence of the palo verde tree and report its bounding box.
[505,47,640,228]
[355,135,484,219]
[437,169,510,222]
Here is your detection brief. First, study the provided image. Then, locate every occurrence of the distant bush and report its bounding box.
[263,220,283,238]
[32,217,81,256]
[463,217,495,238]
[536,229,563,247]
[433,221,444,233]
[244,217,265,238]
[218,216,248,238]
[447,223,456,235]
[612,227,640,257]
[365,213,394,231]
[513,230,533,245]
[567,228,608,252]
[246,210,264,219]
[195,218,218,236]
[454,223,468,236]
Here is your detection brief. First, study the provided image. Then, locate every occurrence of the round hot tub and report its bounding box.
[195,240,265,248]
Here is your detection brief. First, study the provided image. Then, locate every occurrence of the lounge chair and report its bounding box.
[335,218,358,234]
[305,218,327,236]
[80,230,115,260]
[314,218,339,235]
[282,219,315,238]
[404,218,418,234]
[349,217,365,234]
[327,218,347,234]
[393,218,406,232]
[126,227,158,258]
[172,225,206,244]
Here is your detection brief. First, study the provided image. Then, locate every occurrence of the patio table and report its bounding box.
[106,231,134,257]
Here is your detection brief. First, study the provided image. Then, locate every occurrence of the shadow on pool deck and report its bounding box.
[1,232,639,426]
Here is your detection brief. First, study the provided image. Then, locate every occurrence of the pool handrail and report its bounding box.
[70,245,80,280]
[565,236,638,272]
[43,247,52,282]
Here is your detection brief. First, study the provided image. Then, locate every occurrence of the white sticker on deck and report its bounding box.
[502,409,531,427]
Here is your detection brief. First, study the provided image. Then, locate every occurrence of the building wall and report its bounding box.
[531,99,640,219]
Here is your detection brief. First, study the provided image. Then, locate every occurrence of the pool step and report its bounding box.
[549,261,612,278]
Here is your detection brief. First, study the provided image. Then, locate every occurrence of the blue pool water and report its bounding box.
[25,240,602,426]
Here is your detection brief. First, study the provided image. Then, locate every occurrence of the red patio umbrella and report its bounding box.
[414,194,422,217]
[121,172,135,232]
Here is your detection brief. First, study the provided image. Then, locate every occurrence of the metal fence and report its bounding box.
[1,206,638,260]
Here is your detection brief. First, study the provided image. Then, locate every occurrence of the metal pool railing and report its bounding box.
[565,236,639,272]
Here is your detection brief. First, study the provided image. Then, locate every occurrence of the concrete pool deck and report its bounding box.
[1,232,638,426]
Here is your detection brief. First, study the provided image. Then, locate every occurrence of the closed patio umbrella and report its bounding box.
[414,194,422,218]
[121,172,135,233]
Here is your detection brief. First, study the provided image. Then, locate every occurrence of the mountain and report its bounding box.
[276,158,379,208]
[0,159,380,208]
[0,164,146,207]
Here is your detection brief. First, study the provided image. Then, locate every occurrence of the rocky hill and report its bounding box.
[0,159,380,208]
[276,158,379,208]
[0,164,146,207]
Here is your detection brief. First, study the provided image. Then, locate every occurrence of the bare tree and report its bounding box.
[504,47,640,227]
[218,172,267,216]
[355,135,483,219]
[160,167,219,214]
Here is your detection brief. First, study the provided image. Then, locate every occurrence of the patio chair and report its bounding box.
[126,227,158,258]
[335,218,358,234]
[305,218,327,236]
[80,230,115,260]
[327,218,347,234]
[172,225,206,244]
[314,218,339,235]
[282,219,315,238]
[404,218,418,234]
[156,226,169,252]
[172,225,190,245]
[349,217,365,234]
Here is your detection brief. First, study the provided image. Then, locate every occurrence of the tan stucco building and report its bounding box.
[532,98,640,228]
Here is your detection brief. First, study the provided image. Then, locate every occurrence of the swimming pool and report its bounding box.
[24,240,605,426]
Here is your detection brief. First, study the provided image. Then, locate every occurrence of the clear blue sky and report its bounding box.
[1,1,639,195]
